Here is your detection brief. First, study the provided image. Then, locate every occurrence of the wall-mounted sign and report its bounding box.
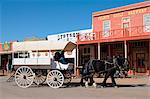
[2,42,11,51]
[128,8,147,15]
[97,8,148,20]
[98,15,110,20]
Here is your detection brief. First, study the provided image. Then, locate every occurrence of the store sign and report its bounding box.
[113,12,124,18]
[128,8,147,15]
[2,42,11,51]
[98,15,110,20]
[97,8,148,20]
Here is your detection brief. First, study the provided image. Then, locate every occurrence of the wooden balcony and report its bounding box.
[77,25,150,44]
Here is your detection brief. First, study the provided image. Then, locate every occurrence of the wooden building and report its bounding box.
[77,1,150,75]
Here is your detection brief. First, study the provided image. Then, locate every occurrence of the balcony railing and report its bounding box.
[77,25,150,43]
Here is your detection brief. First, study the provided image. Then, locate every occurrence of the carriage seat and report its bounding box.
[51,60,73,70]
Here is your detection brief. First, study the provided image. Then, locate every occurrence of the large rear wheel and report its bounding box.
[15,66,35,88]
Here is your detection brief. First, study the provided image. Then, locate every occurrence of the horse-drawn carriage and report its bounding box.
[12,41,76,88]
[11,41,129,89]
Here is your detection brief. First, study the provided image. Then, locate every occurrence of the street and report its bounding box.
[0,76,150,99]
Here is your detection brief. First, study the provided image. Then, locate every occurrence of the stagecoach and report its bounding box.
[12,41,76,88]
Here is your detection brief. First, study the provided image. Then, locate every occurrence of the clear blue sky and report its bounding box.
[0,0,145,42]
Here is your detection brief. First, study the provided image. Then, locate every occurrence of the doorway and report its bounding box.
[136,53,146,73]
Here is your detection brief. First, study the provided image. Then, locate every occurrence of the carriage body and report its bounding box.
[12,41,76,88]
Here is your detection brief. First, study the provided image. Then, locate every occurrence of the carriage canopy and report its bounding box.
[12,41,76,52]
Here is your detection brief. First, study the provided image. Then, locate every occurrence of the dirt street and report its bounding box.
[0,76,150,99]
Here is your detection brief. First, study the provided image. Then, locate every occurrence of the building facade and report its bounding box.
[0,42,13,75]
[77,1,150,75]
[47,29,92,43]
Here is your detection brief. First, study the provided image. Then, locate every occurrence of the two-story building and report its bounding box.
[77,1,150,75]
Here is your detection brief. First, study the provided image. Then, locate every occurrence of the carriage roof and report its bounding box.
[12,41,76,52]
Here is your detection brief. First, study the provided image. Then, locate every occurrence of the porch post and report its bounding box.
[149,40,150,75]
[0,55,1,68]
[74,48,77,75]
[124,40,127,59]
[76,44,79,76]
[98,43,101,60]
[108,44,111,57]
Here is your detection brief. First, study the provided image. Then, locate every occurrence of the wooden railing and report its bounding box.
[77,25,150,43]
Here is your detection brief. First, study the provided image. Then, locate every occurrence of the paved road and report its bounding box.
[0,76,150,99]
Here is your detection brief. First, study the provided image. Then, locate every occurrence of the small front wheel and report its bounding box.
[46,70,64,88]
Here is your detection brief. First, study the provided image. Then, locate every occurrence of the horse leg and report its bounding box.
[90,76,97,88]
[110,72,118,88]
[80,76,84,86]
[101,72,110,87]
[84,77,89,88]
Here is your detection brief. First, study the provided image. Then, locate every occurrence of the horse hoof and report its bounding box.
[85,85,89,88]
[92,83,97,88]
[114,86,118,88]
[100,86,104,88]
[85,82,89,88]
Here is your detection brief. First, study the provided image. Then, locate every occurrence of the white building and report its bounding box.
[47,29,92,72]
[47,29,92,43]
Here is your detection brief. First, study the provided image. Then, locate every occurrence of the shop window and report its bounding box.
[101,45,107,52]
[132,42,146,48]
[103,20,111,37]
[84,48,87,54]
[88,48,90,53]
[112,43,123,49]
[144,14,150,32]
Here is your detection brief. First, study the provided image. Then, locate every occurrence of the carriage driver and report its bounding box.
[59,50,68,64]
[54,50,68,64]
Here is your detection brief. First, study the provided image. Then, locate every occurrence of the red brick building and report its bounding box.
[77,1,150,75]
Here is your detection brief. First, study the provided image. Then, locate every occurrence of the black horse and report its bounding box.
[80,56,129,88]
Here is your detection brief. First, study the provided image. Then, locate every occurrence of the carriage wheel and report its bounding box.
[46,70,64,88]
[15,66,35,88]
[33,70,46,85]
[64,71,72,85]
[34,74,46,85]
